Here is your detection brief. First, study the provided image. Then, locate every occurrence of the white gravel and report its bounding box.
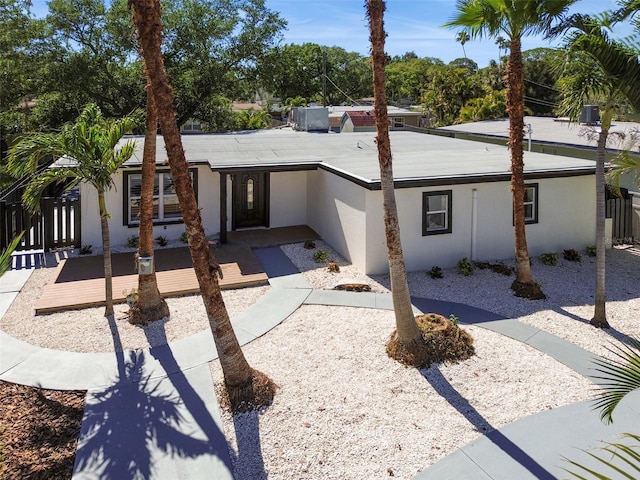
[3,241,640,479]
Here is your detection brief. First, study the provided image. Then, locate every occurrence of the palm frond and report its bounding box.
[590,337,640,424]
[607,150,640,195]
[563,433,640,480]
[0,232,24,277]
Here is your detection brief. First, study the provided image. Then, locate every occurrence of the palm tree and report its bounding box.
[128,86,170,325]
[7,104,141,316]
[366,0,425,364]
[495,36,509,59]
[556,16,628,329]
[446,0,578,299]
[128,0,275,412]
[456,30,470,58]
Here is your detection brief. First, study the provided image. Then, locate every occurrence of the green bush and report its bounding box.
[456,257,475,276]
[539,252,558,266]
[428,266,443,279]
[303,240,316,249]
[585,246,597,257]
[126,235,139,248]
[155,235,168,247]
[313,249,329,263]
[180,231,189,243]
[79,245,93,255]
[563,249,582,262]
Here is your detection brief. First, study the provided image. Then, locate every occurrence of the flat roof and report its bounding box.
[122,129,595,188]
[438,116,640,151]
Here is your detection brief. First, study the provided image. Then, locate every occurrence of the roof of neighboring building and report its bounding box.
[343,111,376,128]
[327,105,423,119]
[438,116,640,152]
[120,129,595,189]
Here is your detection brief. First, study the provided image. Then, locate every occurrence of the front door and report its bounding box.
[232,172,269,230]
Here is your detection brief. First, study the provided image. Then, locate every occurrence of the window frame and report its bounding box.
[122,168,198,227]
[422,190,452,236]
[390,116,405,128]
[523,183,539,225]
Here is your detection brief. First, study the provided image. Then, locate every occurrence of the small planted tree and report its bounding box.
[7,104,141,316]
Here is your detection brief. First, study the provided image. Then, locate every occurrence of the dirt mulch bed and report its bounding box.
[0,381,85,480]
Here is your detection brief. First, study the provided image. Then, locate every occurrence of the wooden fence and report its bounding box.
[606,194,634,244]
[0,197,81,252]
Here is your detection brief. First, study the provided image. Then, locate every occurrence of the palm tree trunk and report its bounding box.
[367,0,422,348]
[129,86,169,325]
[507,37,544,300]
[129,0,275,411]
[592,107,612,328]
[98,190,114,316]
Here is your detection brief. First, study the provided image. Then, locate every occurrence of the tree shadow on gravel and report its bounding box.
[554,306,637,348]
[421,366,556,480]
[72,315,223,479]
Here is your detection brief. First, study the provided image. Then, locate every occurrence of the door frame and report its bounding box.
[231,171,270,230]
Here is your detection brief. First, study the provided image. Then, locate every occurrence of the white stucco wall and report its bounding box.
[307,169,368,270]
[80,165,219,249]
[269,171,308,227]
[359,174,596,275]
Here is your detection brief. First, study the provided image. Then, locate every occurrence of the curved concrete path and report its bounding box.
[1,248,639,480]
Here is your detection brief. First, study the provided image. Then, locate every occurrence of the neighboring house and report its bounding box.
[437,116,640,192]
[340,111,376,133]
[79,129,597,275]
[327,105,424,133]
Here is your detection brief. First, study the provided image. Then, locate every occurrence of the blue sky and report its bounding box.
[29,0,630,67]
[266,0,629,66]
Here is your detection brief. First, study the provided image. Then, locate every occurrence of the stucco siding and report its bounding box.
[80,165,218,249]
[360,175,596,274]
[307,169,367,270]
[269,171,308,227]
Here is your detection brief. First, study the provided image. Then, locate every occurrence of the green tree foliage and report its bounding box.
[1,0,285,132]
[258,43,372,106]
[422,62,484,126]
[385,56,445,105]
[522,48,563,115]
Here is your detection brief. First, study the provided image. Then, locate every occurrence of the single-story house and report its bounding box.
[79,129,596,275]
[340,111,376,133]
[327,105,424,133]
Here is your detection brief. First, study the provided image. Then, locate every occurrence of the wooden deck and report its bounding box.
[33,225,319,314]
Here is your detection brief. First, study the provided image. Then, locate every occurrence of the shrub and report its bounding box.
[313,249,328,263]
[180,231,189,244]
[585,246,597,257]
[563,249,581,262]
[449,314,459,326]
[539,252,558,266]
[456,257,475,276]
[0,232,23,277]
[475,261,513,276]
[303,240,316,249]
[126,235,139,248]
[428,266,443,279]
[79,245,93,255]
[155,235,168,247]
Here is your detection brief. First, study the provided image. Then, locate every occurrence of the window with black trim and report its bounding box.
[423,190,452,235]
[123,169,197,226]
[523,183,538,224]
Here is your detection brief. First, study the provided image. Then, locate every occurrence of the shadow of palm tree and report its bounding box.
[421,366,556,479]
[142,322,269,479]
[555,306,636,347]
[72,315,227,479]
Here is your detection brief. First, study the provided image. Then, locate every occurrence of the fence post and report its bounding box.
[42,197,54,251]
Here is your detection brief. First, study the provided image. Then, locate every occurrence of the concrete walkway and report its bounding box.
[1,247,639,479]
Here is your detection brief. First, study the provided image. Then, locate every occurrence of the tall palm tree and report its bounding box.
[446,0,578,299]
[456,30,470,58]
[128,0,275,412]
[7,104,141,316]
[366,0,424,363]
[128,86,170,325]
[556,16,626,329]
